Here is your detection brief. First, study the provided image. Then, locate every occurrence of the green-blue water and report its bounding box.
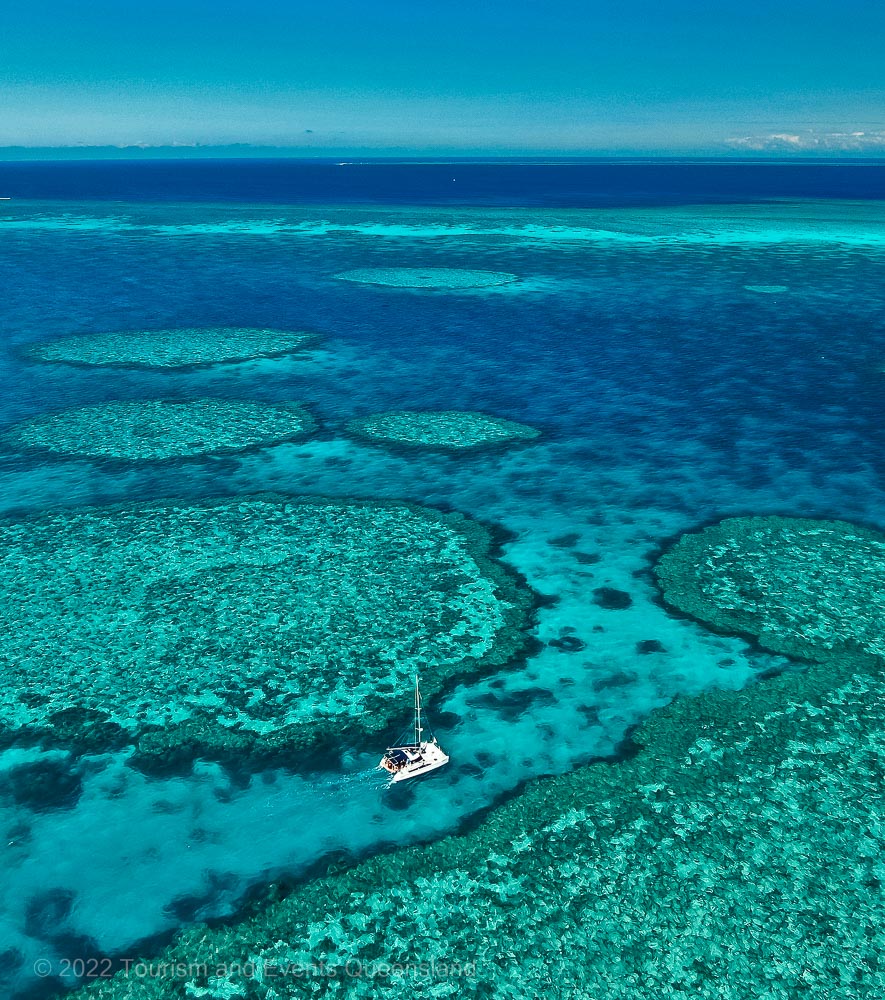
[1,176,884,997]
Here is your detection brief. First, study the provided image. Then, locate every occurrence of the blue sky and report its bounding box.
[1,0,883,152]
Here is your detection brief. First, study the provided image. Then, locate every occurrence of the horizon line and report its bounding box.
[2,146,885,165]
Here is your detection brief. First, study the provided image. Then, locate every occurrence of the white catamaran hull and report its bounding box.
[385,740,450,783]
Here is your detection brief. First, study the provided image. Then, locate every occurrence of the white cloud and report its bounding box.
[726,130,885,152]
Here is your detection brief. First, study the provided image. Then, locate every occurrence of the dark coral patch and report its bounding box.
[592,670,639,692]
[549,532,581,548]
[636,640,667,655]
[24,889,76,940]
[592,587,633,610]
[0,759,83,812]
[548,636,587,653]
[468,686,556,722]
[574,551,601,565]
[0,947,24,986]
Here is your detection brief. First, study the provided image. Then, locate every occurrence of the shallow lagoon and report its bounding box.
[0,196,884,997]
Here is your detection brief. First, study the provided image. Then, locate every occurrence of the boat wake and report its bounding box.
[307,766,389,797]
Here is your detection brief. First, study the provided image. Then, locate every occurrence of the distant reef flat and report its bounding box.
[743,284,789,293]
[25,327,319,370]
[347,409,540,451]
[1,399,316,462]
[335,267,517,289]
[0,495,534,766]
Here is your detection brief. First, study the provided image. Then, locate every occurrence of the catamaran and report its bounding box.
[379,676,449,782]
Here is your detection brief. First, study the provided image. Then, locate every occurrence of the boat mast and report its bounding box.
[414,674,423,745]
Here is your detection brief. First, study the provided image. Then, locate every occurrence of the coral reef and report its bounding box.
[547,635,586,652]
[347,410,540,450]
[592,586,633,610]
[26,328,317,370]
[655,515,885,661]
[335,267,517,289]
[67,650,885,999]
[636,639,666,654]
[0,495,532,760]
[2,400,315,462]
[0,757,83,812]
[61,512,885,1000]
[743,284,788,293]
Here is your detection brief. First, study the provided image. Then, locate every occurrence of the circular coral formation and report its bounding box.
[2,399,315,461]
[0,495,532,758]
[335,267,517,289]
[348,410,540,450]
[26,327,317,370]
[655,515,885,661]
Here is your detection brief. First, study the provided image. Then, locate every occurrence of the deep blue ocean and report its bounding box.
[1,160,884,998]
[2,157,885,205]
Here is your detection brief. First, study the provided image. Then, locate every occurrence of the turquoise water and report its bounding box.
[1,194,885,996]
